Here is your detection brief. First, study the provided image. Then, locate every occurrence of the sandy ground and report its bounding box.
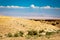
[0,16,60,40]
[41,20,60,28]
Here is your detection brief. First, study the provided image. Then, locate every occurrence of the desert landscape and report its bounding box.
[0,16,60,40]
[32,19,60,28]
[0,0,60,40]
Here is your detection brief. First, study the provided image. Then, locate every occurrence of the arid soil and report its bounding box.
[33,19,60,28]
[0,16,60,40]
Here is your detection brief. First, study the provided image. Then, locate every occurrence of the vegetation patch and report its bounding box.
[52,23,56,26]
[2,30,60,38]
[46,32,55,35]
[14,33,19,37]
[39,30,45,33]
[14,31,24,37]
[27,30,38,36]
[18,31,24,37]
[6,33,13,37]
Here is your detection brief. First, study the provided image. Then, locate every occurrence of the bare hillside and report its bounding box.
[0,16,60,40]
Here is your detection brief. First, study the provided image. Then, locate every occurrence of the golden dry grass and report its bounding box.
[0,16,60,40]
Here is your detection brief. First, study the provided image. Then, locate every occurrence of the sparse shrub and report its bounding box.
[27,30,37,36]
[0,35,2,37]
[52,23,56,26]
[14,33,19,37]
[20,24,25,27]
[45,32,55,39]
[38,34,42,37]
[23,25,25,27]
[38,30,45,37]
[25,35,31,39]
[6,33,13,37]
[14,31,24,37]
[39,30,44,33]
[56,30,60,33]
[56,22,59,24]
[46,32,55,35]
[19,31,24,37]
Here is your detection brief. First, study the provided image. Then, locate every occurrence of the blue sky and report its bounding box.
[0,0,60,7]
[0,0,60,18]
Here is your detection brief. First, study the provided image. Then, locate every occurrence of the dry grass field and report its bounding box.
[33,19,60,28]
[0,16,60,40]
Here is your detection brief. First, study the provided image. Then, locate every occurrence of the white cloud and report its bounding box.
[40,6,51,9]
[30,4,39,8]
[40,6,60,9]
[0,6,5,8]
[30,4,51,9]
[6,6,29,8]
[0,5,60,9]
[30,4,60,9]
[0,6,29,8]
[7,6,20,8]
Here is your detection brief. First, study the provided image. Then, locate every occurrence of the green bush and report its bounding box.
[27,30,37,36]
[56,30,60,33]
[14,31,24,37]
[14,33,19,37]
[19,31,24,37]
[46,32,55,35]
[39,30,44,33]
[6,33,13,37]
